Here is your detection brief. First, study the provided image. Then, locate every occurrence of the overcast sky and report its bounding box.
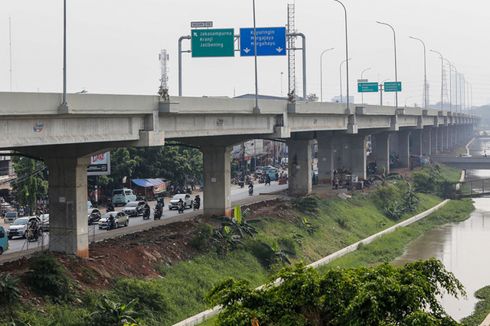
[1,0,490,107]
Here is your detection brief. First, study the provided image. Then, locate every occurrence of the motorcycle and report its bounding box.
[154,203,163,220]
[248,185,254,196]
[142,205,151,220]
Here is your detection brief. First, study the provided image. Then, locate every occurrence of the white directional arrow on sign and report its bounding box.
[276,47,283,53]
[243,48,251,54]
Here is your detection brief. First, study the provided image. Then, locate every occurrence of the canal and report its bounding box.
[395,138,490,321]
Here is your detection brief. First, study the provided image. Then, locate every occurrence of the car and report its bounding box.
[123,201,147,217]
[169,194,192,210]
[0,226,8,255]
[98,211,129,230]
[88,208,102,225]
[39,214,49,232]
[7,217,40,239]
[4,211,18,224]
[112,188,137,206]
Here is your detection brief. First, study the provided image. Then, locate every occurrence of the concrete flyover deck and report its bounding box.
[0,91,478,257]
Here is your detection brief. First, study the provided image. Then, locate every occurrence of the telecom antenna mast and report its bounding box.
[158,49,170,100]
[287,3,296,101]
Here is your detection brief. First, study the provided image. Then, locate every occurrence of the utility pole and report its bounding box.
[377,21,398,108]
[9,17,12,91]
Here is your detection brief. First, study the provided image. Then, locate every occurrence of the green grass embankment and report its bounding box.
[320,199,474,270]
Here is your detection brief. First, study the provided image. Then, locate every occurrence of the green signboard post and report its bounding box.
[358,82,379,93]
[384,81,402,92]
[191,28,235,57]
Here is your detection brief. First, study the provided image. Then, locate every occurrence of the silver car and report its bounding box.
[98,211,129,230]
[169,194,192,210]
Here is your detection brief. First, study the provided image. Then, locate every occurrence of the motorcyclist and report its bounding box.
[193,195,201,210]
[108,214,116,230]
[178,199,185,214]
[142,204,151,220]
[107,201,115,212]
[154,201,163,220]
[248,182,254,196]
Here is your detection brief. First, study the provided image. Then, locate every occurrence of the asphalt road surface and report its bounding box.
[5,182,288,254]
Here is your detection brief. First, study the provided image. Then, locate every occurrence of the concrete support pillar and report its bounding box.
[46,156,90,258]
[443,126,450,151]
[348,134,368,179]
[411,130,423,156]
[448,126,455,149]
[288,139,313,196]
[202,146,232,217]
[317,132,334,184]
[438,127,446,153]
[431,127,439,155]
[398,130,411,168]
[373,132,391,175]
[422,127,432,156]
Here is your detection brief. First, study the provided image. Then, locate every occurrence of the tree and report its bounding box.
[207,259,464,326]
[11,157,48,211]
[98,144,203,191]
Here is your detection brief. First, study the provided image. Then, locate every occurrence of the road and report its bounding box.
[4,182,288,255]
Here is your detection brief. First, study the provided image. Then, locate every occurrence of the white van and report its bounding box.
[112,188,137,206]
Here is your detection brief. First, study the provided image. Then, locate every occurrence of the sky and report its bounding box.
[1,0,490,107]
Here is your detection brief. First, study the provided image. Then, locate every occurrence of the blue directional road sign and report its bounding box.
[239,27,287,57]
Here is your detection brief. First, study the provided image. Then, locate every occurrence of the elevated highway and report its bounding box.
[0,92,478,257]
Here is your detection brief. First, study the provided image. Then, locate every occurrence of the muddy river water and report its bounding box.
[394,138,490,321]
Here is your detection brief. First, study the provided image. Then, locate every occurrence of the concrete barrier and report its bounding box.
[173,198,452,326]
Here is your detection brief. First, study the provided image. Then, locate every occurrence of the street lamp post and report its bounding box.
[252,0,260,113]
[410,36,427,108]
[430,50,444,110]
[320,47,334,102]
[333,0,350,110]
[59,0,68,111]
[339,58,351,104]
[360,67,371,104]
[377,21,398,108]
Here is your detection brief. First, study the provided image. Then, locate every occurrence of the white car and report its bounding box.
[7,217,40,239]
[98,211,129,230]
[169,194,192,210]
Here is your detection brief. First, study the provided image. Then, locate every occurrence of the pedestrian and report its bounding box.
[265,174,271,186]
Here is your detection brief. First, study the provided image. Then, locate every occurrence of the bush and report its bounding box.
[278,237,297,256]
[0,273,21,307]
[247,240,292,269]
[292,196,319,215]
[89,296,138,326]
[114,278,169,314]
[25,254,71,301]
[190,224,214,251]
[208,260,465,326]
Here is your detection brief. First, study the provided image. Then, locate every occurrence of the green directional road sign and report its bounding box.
[384,81,402,92]
[358,82,379,93]
[191,28,235,57]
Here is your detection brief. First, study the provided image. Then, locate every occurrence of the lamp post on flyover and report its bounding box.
[360,67,371,104]
[339,58,352,104]
[409,36,428,109]
[333,0,350,110]
[59,0,68,112]
[320,47,335,102]
[252,0,260,113]
[376,21,398,108]
[430,50,445,110]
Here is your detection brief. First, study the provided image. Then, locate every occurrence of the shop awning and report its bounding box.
[131,178,165,188]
